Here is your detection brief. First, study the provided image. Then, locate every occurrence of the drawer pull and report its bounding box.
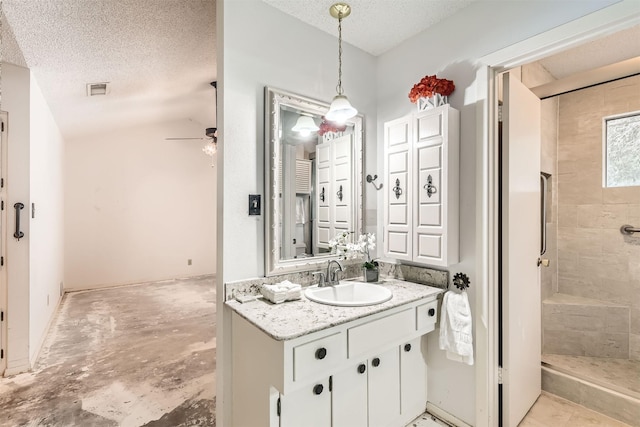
[315,347,327,360]
[404,343,412,352]
[313,384,324,395]
[357,364,366,374]
[428,308,436,317]
[372,357,380,367]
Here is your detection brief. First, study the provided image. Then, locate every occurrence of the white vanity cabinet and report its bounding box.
[230,294,440,427]
[384,104,460,267]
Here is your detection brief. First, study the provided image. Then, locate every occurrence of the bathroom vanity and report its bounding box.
[227,279,443,427]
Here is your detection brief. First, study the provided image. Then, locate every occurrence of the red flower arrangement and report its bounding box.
[408,74,455,103]
[318,117,347,136]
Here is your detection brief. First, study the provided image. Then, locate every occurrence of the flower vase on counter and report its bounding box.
[363,266,379,283]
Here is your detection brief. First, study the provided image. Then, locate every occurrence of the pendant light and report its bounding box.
[326,3,357,124]
[292,115,319,137]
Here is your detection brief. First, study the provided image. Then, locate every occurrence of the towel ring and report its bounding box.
[452,272,470,291]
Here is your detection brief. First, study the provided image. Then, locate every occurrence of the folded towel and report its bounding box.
[439,290,474,365]
[261,281,302,304]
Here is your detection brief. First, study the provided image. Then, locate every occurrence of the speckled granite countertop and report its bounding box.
[226,279,443,341]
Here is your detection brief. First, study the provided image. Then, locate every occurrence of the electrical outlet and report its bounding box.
[188,259,192,266]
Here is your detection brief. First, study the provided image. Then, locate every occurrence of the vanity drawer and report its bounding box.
[347,308,414,358]
[416,299,438,333]
[293,332,345,382]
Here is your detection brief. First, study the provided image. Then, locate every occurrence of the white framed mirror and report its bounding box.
[264,87,364,276]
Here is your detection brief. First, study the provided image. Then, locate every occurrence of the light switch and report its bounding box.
[249,195,261,216]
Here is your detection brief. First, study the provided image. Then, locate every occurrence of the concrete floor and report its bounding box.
[0,276,216,427]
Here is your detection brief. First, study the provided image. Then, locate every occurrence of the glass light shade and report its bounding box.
[292,115,319,136]
[202,141,217,157]
[326,94,357,124]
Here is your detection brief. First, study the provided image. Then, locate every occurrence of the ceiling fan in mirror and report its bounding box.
[165,81,218,162]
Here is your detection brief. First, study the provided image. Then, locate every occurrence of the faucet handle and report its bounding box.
[312,271,326,287]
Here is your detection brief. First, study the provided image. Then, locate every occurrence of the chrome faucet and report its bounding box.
[326,259,344,286]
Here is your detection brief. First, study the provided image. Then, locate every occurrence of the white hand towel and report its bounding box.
[439,290,474,365]
[261,281,302,304]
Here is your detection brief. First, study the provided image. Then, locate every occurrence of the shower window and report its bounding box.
[604,111,640,187]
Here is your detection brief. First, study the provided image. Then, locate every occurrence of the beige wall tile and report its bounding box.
[631,308,640,335]
[559,205,578,227]
[630,334,640,361]
[603,186,640,204]
[558,227,602,255]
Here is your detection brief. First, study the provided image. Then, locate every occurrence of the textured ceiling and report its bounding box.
[261,0,476,56]
[2,0,216,141]
[537,24,640,79]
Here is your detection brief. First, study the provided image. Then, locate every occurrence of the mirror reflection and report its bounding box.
[265,87,363,276]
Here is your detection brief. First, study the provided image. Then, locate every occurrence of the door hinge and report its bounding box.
[1,310,3,321]
[277,397,281,417]
[1,122,4,132]
[1,349,3,359]
[1,178,4,188]
[1,256,4,267]
[498,366,503,385]
[1,200,4,210]
[329,376,333,392]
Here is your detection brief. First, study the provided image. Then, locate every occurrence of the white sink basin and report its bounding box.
[305,281,393,307]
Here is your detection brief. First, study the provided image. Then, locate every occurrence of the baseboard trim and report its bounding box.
[426,402,473,427]
[64,273,216,293]
[29,292,65,368]
[4,359,31,377]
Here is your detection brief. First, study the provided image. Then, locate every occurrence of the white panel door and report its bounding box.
[384,117,412,261]
[332,362,368,427]
[280,379,331,427]
[368,347,401,427]
[0,112,6,377]
[502,73,541,427]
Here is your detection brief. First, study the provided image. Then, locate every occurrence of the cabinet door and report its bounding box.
[368,347,401,427]
[400,337,427,420]
[280,379,331,427]
[384,116,412,261]
[412,106,459,267]
[332,363,368,427]
[315,142,332,252]
[332,134,352,236]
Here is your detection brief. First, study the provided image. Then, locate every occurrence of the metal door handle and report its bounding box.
[14,203,24,240]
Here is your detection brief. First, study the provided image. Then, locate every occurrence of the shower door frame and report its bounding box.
[474,4,640,426]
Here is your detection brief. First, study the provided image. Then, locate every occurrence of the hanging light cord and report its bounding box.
[337,12,344,95]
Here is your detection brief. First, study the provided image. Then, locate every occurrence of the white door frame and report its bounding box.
[474,3,640,426]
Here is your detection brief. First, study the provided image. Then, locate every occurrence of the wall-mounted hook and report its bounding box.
[366,174,383,190]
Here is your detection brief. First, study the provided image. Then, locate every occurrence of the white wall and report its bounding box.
[29,73,65,363]
[64,119,216,290]
[377,1,619,424]
[2,63,32,374]
[220,0,377,282]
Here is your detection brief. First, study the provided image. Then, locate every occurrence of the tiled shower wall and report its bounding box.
[556,75,640,360]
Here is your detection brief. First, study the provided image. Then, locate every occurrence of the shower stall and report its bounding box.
[537,73,640,426]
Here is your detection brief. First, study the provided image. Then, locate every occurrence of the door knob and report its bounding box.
[537,258,550,267]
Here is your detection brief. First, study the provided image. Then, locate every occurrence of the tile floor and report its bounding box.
[408,392,632,427]
[542,353,640,398]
